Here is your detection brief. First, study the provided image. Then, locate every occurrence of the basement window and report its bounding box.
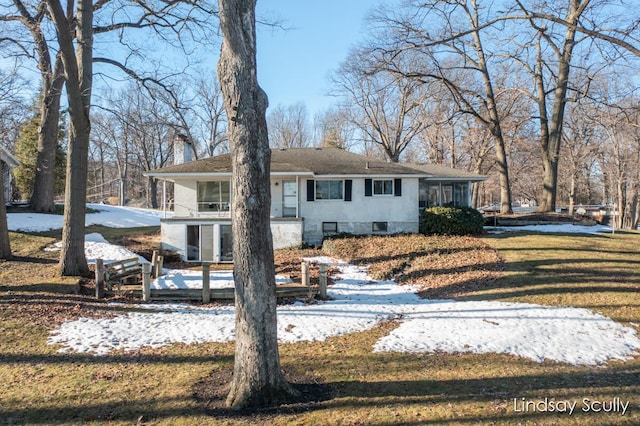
[322,222,338,234]
[372,222,388,232]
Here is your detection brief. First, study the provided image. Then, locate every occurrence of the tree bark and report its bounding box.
[471,24,513,214]
[0,166,11,260]
[148,176,158,209]
[12,0,66,213]
[216,0,296,410]
[31,56,65,213]
[536,1,584,212]
[47,0,92,276]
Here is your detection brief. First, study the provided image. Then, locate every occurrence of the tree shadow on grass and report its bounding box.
[2,255,58,264]
[189,360,639,425]
[0,395,205,425]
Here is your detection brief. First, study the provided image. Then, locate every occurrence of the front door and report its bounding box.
[282,180,297,217]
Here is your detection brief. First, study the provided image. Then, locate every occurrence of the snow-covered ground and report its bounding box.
[486,223,613,235]
[8,205,640,365]
[47,255,640,365]
[7,203,170,233]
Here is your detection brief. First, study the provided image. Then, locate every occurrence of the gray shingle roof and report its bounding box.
[146,148,486,181]
[404,162,487,181]
[148,148,426,177]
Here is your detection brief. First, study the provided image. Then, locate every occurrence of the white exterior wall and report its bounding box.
[270,180,283,217]
[299,177,420,245]
[173,180,197,217]
[271,220,304,249]
[161,219,302,261]
[161,222,187,259]
[164,176,421,258]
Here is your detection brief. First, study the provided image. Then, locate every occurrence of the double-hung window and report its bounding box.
[365,178,402,197]
[198,181,231,212]
[373,179,394,195]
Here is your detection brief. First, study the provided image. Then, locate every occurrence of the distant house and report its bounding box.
[146,147,487,262]
[0,146,19,204]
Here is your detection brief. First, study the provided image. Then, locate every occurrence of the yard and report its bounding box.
[0,223,639,425]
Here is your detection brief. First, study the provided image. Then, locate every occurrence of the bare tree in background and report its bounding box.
[590,83,640,230]
[2,0,219,214]
[369,0,515,212]
[314,106,355,149]
[192,75,229,156]
[0,67,26,151]
[267,102,311,148]
[217,0,297,410]
[510,0,592,212]
[560,100,601,214]
[333,48,429,162]
[1,0,65,212]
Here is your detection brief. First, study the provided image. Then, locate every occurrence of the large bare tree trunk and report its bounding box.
[47,0,92,276]
[12,0,65,213]
[472,26,513,214]
[536,1,584,212]
[31,57,65,213]
[217,0,296,410]
[0,168,11,260]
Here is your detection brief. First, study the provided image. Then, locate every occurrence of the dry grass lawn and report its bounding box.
[0,227,638,425]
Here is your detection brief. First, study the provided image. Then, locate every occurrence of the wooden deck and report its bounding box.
[116,284,316,302]
[97,257,326,303]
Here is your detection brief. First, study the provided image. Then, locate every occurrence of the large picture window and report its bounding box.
[315,180,343,200]
[198,181,231,212]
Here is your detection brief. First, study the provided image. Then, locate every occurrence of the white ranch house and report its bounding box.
[147,147,486,262]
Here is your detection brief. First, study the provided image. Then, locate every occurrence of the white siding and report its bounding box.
[270,180,283,217]
[164,176,421,256]
[271,220,303,249]
[299,177,420,245]
[161,222,186,259]
[173,180,197,217]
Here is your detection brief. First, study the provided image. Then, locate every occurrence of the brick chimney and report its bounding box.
[174,134,192,165]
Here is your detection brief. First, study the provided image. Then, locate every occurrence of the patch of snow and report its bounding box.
[152,269,292,290]
[7,203,169,232]
[373,300,640,365]
[10,206,636,365]
[485,223,612,235]
[47,240,640,365]
[45,232,149,265]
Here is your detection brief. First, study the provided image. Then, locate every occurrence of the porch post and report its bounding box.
[296,175,300,218]
[162,180,167,218]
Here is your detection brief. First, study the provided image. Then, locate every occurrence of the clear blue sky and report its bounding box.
[255,1,379,118]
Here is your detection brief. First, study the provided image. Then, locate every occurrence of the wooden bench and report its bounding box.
[104,257,143,292]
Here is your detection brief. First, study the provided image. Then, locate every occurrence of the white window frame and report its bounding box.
[197,181,231,212]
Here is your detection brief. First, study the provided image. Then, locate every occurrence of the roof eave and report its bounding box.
[145,171,316,180]
[423,176,488,182]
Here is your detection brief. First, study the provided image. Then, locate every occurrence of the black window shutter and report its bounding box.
[394,178,402,196]
[344,180,352,201]
[364,179,372,197]
[307,179,315,201]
